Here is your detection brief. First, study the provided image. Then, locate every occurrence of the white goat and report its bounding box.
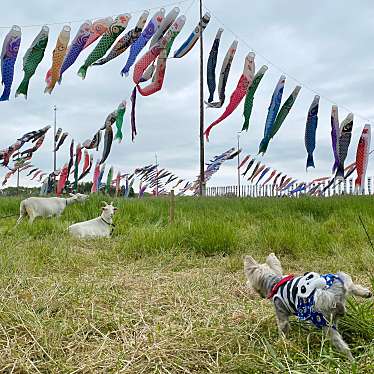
[17,193,88,224]
[68,201,117,238]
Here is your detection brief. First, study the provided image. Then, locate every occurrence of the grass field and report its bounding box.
[0,195,373,373]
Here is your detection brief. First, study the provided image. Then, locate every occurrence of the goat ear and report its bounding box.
[101,201,108,206]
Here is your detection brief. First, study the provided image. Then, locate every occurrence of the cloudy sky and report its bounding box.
[1,0,374,190]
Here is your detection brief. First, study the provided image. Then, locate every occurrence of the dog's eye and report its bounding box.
[300,285,307,294]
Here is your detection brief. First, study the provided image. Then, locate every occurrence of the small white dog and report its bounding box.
[244,253,372,360]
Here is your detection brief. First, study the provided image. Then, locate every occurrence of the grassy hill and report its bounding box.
[0,195,373,372]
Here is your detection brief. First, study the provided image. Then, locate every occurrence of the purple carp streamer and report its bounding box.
[258,75,286,154]
[173,12,210,58]
[304,95,320,169]
[335,113,354,181]
[330,105,340,172]
[0,25,22,101]
[121,9,165,77]
[242,158,255,176]
[78,14,131,79]
[150,7,180,47]
[93,12,149,66]
[256,167,270,185]
[206,40,238,108]
[16,26,49,98]
[206,28,224,103]
[59,21,92,82]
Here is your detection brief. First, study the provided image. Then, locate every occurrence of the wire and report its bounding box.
[0,0,191,29]
[203,3,374,124]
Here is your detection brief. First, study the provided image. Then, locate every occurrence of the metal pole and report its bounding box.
[199,0,205,196]
[237,134,241,197]
[53,105,57,173]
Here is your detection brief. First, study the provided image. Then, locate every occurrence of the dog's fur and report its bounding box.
[244,253,372,361]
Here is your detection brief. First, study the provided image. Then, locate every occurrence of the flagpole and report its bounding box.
[199,0,205,196]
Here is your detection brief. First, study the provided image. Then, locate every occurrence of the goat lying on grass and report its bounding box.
[17,193,88,224]
[244,253,372,361]
[68,201,117,238]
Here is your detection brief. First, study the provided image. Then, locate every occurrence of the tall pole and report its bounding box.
[237,134,241,197]
[53,105,57,173]
[199,0,205,196]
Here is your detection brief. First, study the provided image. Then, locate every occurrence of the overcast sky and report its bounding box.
[1,0,374,190]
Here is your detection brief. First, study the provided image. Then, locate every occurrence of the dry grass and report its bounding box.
[0,195,373,373]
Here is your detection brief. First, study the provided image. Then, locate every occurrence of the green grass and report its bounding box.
[0,195,373,372]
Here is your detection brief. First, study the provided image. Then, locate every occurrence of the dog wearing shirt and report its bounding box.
[244,253,372,361]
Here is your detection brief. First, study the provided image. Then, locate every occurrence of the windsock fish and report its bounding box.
[256,167,270,185]
[20,135,46,156]
[0,25,21,101]
[97,164,106,189]
[242,158,255,176]
[93,11,149,66]
[31,170,42,180]
[334,111,353,182]
[79,153,93,181]
[54,132,68,151]
[73,143,82,191]
[241,65,268,131]
[78,14,131,79]
[165,15,186,57]
[67,139,75,176]
[56,163,68,196]
[16,26,49,98]
[83,17,112,49]
[304,95,320,169]
[121,9,165,76]
[130,87,137,141]
[59,21,91,81]
[263,169,277,185]
[150,7,179,47]
[115,101,126,142]
[249,161,261,181]
[273,172,282,189]
[27,167,38,176]
[206,28,223,103]
[100,125,113,164]
[137,16,186,94]
[258,75,286,154]
[54,128,62,142]
[270,86,301,140]
[205,53,255,141]
[105,166,113,193]
[206,40,238,108]
[238,155,250,169]
[355,124,371,193]
[91,162,100,193]
[101,110,117,130]
[45,25,70,94]
[115,172,121,196]
[279,177,292,191]
[278,175,287,190]
[83,130,101,150]
[173,12,210,58]
[331,105,340,172]
[251,164,265,182]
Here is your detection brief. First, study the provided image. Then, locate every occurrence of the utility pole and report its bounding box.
[237,134,241,197]
[199,0,205,196]
[53,105,57,173]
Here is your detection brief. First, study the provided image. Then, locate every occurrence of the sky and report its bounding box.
[1,0,374,190]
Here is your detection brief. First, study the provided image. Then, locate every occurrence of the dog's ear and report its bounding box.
[266,253,283,276]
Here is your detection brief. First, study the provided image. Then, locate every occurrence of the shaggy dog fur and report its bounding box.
[244,253,372,361]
